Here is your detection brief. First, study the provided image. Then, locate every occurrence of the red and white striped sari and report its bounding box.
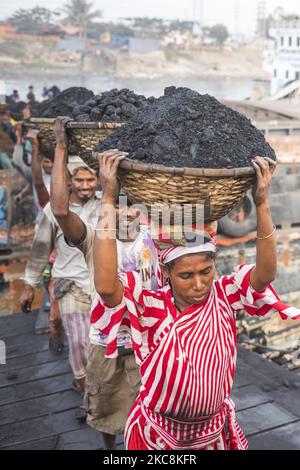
[91,264,300,450]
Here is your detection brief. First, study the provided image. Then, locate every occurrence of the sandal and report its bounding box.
[75,404,87,422]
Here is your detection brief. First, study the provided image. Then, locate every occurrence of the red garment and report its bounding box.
[126,397,245,450]
[91,264,300,450]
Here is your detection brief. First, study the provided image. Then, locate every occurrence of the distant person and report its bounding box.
[42,87,54,100]
[1,112,17,144]
[9,90,20,102]
[0,111,15,169]
[13,125,52,221]
[27,85,35,104]
[51,85,60,97]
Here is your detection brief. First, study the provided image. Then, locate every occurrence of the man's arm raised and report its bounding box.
[93,151,127,307]
[50,116,86,245]
[27,128,49,208]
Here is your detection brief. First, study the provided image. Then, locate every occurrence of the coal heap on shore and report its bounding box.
[33,87,148,123]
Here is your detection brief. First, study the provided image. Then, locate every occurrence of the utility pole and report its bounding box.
[257,0,267,38]
[235,2,240,38]
[192,0,204,35]
[199,0,204,28]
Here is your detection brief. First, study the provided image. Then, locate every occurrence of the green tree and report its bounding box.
[62,0,101,36]
[169,20,194,34]
[206,24,229,46]
[8,7,58,32]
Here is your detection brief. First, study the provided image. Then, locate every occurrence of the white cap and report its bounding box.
[67,156,96,176]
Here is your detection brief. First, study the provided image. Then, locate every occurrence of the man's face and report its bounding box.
[71,168,98,202]
[116,202,141,241]
[42,157,54,175]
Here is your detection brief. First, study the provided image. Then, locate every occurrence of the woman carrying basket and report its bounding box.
[91,152,300,450]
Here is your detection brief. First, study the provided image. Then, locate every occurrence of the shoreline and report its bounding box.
[0,60,270,83]
[1,65,270,83]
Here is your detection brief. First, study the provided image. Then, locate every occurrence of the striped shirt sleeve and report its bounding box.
[90,271,163,359]
[221,264,300,320]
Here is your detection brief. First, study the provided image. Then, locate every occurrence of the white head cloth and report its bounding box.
[159,239,216,265]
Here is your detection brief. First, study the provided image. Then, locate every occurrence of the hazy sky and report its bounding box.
[0,0,299,35]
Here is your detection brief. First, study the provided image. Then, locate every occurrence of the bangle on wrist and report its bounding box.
[256,224,276,240]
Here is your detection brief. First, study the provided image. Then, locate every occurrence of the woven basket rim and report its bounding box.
[116,157,255,178]
[28,117,122,129]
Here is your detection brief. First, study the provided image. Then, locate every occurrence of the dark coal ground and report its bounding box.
[95,87,276,169]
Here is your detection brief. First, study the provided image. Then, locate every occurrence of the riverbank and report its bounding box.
[0,39,270,82]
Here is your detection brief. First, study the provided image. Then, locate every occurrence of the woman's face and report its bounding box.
[162,253,216,311]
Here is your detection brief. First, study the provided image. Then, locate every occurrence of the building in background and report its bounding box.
[264,17,300,95]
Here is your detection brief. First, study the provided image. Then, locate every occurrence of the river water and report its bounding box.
[1,73,270,101]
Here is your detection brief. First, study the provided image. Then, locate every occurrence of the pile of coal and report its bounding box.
[32,86,148,123]
[95,86,276,169]
[71,88,148,122]
[32,87,94,118]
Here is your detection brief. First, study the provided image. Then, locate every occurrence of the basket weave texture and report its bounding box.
[24,118,122,160]
[116,158,255,223]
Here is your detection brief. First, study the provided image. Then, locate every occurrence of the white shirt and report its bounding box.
[76,223,159,346]
[42,196,101,295]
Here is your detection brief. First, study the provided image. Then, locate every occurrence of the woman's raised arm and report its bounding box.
[250,156,277,292]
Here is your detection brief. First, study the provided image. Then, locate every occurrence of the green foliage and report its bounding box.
[7,6,58,32]
[125,17,195,36]
[62,0,102,28]
[203,24,229,46]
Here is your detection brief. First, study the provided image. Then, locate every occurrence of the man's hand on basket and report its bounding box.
[251,156,277,207]
[16,122,23,145]
[54,116,72,149]
[96,149,128,203]
[26,128,39,148]
[22,105,31,120]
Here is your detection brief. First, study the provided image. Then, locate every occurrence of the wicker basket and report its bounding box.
[67,121,122,165]
[24,118,122,161]
[23,118,63,158]
[115,158,256,223]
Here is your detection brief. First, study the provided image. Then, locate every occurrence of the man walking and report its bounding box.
[20,135,100,415]
[50,118,159,449]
